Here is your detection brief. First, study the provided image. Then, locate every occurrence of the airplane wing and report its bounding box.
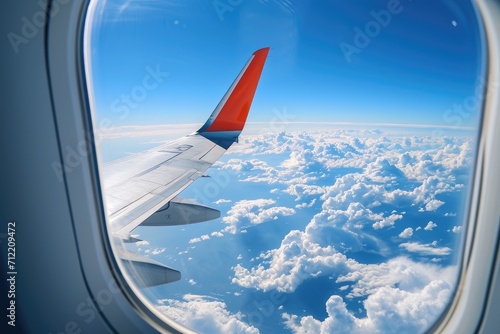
[101,48,270,286]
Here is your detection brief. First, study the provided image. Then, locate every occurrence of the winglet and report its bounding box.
[197,47,270,147]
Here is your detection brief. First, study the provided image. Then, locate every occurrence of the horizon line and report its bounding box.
[97,121,475,133]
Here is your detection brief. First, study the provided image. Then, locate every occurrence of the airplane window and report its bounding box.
[84,0,484,333]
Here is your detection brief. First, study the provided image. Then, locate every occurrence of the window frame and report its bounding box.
[46,0,187,332]
[46,0,500,332]
[435,0,500,332]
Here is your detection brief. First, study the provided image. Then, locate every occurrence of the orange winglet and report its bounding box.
[198,47,270,135]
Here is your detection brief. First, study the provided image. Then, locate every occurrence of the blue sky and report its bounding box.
[87,0,484,128]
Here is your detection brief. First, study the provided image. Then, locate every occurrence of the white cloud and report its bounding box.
[189,234,211,244]
[157,295,258,334]
[283,295,358,334]
[365,279,453,331]
[312,202,383,230]
[188,238,200,243]
[227,131,468,276]
[226,131,470,224]
[144,247,165,255]
[452,226,462,233]
[424,221,437,231]
[151,248,165,255]
[295,198,317,209]
[399,228,413,238]
[425,199,445,211]
[373,214,403,230]
[221,158,282,184]
[399,242,451,256]
[234,226,432,296]
[223,158,273,173]
[232,229,357,292]
[222,199,295,234]
[218,130,471,332]
[283,279,453,334]
[215,199,232,205]
[286,184,324,201]
[336,257,454,299]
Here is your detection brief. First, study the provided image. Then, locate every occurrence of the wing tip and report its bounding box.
[198,47,270,144]
[254,46,270,56]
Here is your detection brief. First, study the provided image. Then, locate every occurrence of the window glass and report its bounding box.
[84,0,484,332]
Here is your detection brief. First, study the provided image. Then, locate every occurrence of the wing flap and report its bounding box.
[118,248,181,286]
[110,169,196,237]
[139,197,221,227]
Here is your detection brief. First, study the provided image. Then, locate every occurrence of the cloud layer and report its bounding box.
[136,129,472,334]
[157,294,258,334]
[226,129,472,333]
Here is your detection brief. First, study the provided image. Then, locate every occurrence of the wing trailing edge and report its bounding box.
[118,248,181,287]
[197,47,270,147]
[139,197,220,227]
